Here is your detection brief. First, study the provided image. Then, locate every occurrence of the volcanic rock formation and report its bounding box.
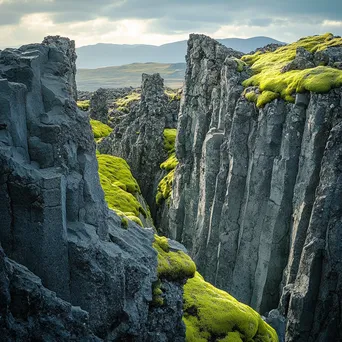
[168,33,342,342]
[0,36,187,341]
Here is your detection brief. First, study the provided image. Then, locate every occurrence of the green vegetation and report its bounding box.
[234,58,246,72]
[156,129,179,205]
[163,128,177,153]
[97,154,145,227]
[77,100,90,111]
[153,235,196,281]
[114,92,141,110]
[165,89,182,101]
[152,280,164,307]
[152,237,277,341]
[242,33,342,107]
[90,119,113,142]
[76,62,186,91]
[183,272,278,342]
[92,124,278,342]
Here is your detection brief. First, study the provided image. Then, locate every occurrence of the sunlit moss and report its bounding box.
[165,89,182,101]
[90,119,113,141]
[114,92,141,110]
[156,169,175,205]
[153,235,196,281]
[163,128,177,154]
[242,33,342,106]
[156,129,179,205]
[77,100,90,111]
[97,154,144,227]
[183,272,279,342]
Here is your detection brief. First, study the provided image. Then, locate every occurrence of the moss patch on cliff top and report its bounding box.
[242,33,342,106]
[90,119,113,141]
[97,154,144,227]
[156,129,179,205]
[183,272,278,342]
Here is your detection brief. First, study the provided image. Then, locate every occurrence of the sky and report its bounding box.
[0,0,342,48]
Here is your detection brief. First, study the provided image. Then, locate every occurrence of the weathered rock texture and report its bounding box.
[168,34,342,341]
[0,246,100,341]
[99,74,169,206]
[0,37,186,341]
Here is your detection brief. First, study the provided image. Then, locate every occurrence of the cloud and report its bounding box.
[0,0,342,48]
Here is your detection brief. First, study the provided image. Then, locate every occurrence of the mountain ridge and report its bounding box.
[76,36,284,68]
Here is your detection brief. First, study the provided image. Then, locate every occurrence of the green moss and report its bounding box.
[242,33,342,106]
[153,235,196,281]
[156,169,175,205]
[114,92,141,110]
[245,90,258,103]
[156,128,179,205]
[97,154,140,194]
[97,154,145,227]
[163,128,177,154]
[256,90,279,108]
[165,89,182,101]
[152,280,164,307]
[121,216,129,228]
[183,272,279,342]
[161,152,178,171]
[90,119,113,140]
[77,100,90,111]
[234,58,246,72]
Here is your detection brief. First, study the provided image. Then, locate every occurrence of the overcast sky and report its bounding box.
[0,0,342,48]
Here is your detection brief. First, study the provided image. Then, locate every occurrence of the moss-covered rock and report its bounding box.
[153,235,196,281]
[156,128,179,205]
[90,119,113,141]
[242,33,342,106]
[77,99,90,111]
[183,273,279,342]
[97,154,145,227]
[114,92,141,110]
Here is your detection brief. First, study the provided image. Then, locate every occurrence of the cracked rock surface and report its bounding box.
[168,33,342,342]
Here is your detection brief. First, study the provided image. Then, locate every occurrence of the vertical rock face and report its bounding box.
[0,37,186,341]
[169,34,342,341]
[89,88,109,123]
[99,73,169,206]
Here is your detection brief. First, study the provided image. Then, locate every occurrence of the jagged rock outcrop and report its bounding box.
[168,33,342,341]
[99,74,169,206]
[0,37,186,341]
[89,88,109,123]
[0,246,100,341]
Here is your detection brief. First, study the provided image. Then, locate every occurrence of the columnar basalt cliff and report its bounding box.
[0,36,188,341]
[168,33,342,341]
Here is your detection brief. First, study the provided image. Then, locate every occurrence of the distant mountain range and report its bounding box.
[76,62,186,91]
[76,36,284,69]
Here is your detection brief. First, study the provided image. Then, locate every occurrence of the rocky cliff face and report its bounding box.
[0,36,186,341]
[99,74,170,207]
[168,34,342,341]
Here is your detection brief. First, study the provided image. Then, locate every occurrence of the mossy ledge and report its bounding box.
[97,154,145,227]
[77,99,90,111]
[90,119,113,142]
[242,33,342,107]
[183,272,278,342]
[156,128,179,205]
[153,236,278,341]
